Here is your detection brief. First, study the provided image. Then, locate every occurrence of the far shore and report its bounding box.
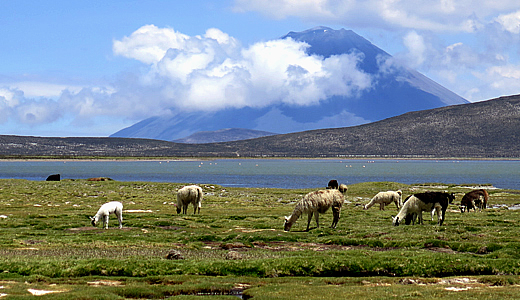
[1,156,519,162]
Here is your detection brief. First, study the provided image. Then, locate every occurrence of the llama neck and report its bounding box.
[287,209,302,225]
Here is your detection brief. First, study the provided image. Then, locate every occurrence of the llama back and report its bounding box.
[302,189,339,213]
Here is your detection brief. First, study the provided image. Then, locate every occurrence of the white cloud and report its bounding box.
[402,31,427,68]
[234,0,520,32]
[496,10,520,33]
[0,88,20,108]
[7,81,83,98]
[112,24,189,64]
[116,25,372,112]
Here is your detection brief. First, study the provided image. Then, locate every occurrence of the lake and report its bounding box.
[0,159,519,190]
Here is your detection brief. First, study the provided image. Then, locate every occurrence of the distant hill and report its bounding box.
[1,94,519,158]
[173,128,277,144]
[111,26,467,142]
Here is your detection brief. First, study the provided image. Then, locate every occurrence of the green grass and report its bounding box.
[1,179,520,298]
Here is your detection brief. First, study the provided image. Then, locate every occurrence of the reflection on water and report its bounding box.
[0,159,518,190]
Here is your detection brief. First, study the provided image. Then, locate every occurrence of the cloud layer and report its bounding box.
[234,0,520,32]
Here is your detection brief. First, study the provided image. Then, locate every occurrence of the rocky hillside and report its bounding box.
[1,94,519,158]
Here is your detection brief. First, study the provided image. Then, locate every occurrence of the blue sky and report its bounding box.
[2,0,520,137]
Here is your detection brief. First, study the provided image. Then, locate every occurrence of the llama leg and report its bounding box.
[117,212,123,229]
[103,215,109,229]
[314,212,320,228]
[306,212,313,231]
[441,209,446,225]
[331,208,340,229]
[380,203,384,210]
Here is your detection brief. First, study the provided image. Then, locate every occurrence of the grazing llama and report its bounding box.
[284,184,347,232]
[364,190,402,210]
[177,185,203,214]
[90,201,123,229]
[392,195,437,226]
[461,189,489,212]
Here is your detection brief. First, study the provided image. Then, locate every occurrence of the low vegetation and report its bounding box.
[1,179,520,298]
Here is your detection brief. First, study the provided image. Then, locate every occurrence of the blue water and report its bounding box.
[0,159,518,190]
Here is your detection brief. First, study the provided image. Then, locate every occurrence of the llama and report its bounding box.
[327,179,339,189]
[392,195,437,226]
[461,189,489,212]
[176,185,203,214]
[90,201,123,229]
[413,192,454,225]
[284,185,347,232]
[364,190,402,210]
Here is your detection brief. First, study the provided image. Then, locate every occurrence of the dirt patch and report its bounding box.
[65,227,133,232]
[28,289,67,296]
[398,277,494,291]
[125,209,153,213]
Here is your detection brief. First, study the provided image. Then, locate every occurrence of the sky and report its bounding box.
[2,0,520,137]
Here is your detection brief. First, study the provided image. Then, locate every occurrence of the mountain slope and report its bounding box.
[111,26,467,142]
[3,94,520,158]
[173,128,277,144]
[220,94,520,158]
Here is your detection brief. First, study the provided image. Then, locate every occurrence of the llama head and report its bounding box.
[176,206,181,214]
[448,193,455,203]
[392,216,400,226]
[89,216,97,227]
[339,184,348,193]
[283,216,292,231]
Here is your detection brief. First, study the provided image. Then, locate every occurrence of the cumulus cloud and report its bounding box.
[115,25,372,112]
[496,10,520,34]
[0,87,61,125]
[113,24,190,65]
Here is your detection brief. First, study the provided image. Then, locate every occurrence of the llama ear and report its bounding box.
[89,216,94,220]
[284,216,289,221]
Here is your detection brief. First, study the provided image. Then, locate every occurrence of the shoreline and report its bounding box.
[1,156,519,162]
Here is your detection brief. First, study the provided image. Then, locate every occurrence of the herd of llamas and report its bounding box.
[89,179,489,231]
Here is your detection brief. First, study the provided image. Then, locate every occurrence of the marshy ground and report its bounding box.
[1,179,520,299]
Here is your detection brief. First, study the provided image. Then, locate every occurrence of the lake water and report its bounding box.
[0,159,518,190]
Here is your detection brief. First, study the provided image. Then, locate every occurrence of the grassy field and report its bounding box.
[1,179,520,299]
